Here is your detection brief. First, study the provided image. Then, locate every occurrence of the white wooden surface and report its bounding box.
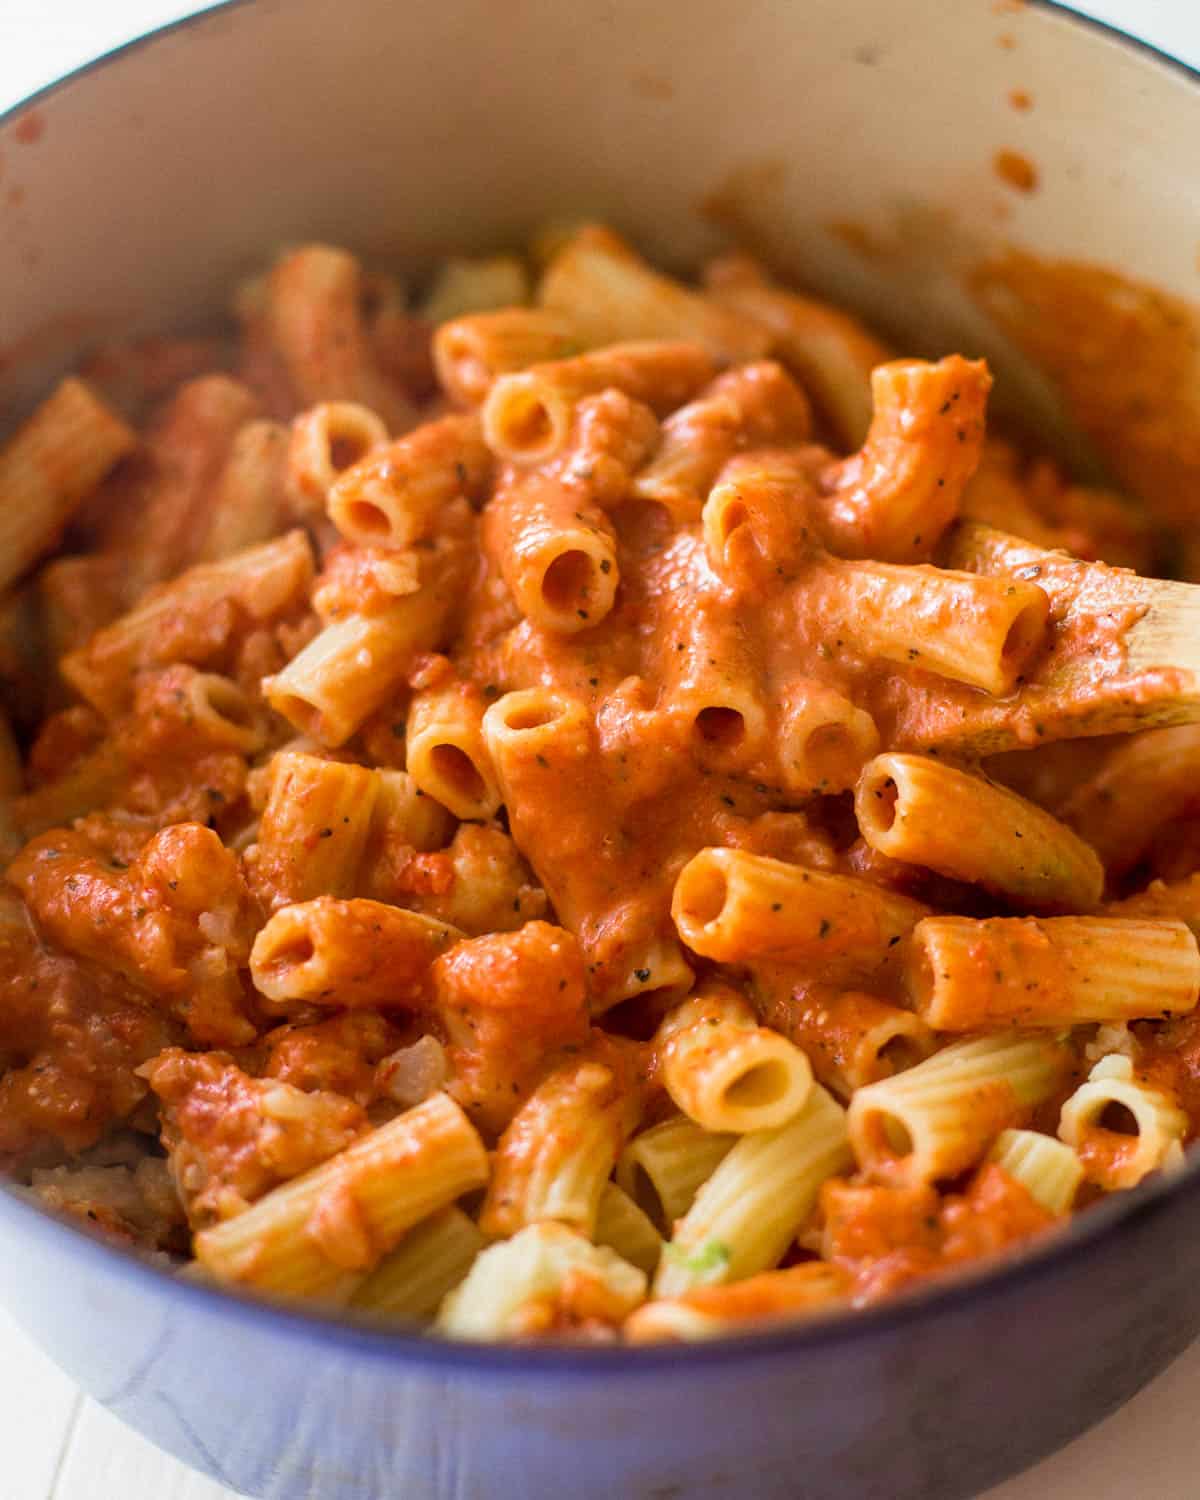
[4,2,1200,1497]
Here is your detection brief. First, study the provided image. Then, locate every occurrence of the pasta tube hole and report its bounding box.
[694,706,746,750]
[1001,599,1048,671]
[194,676,256,731]
[498,697,562,734]
[874,1033,925,1077]
[429,743,487,805]
[629,1165,666,1228]
[1097,1101,1141,1137]
[269,694,321,739]
[677,862,728,929]
[329,433,374,473]
[722,1058,792,1112]
[541,550,596,614]
[860,1107,916,1163]
[804,724,856,787]
[871,776,899,831]
[271,931,316,968]
[503,392,554,454]
[342,499,391,538]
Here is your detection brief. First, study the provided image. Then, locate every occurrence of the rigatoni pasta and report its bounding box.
[847,1033,1070,1187]
[654,1084,851,1296]
[1058,1055,1187,1190]
[437,1221,646,1340]
[989,1129,1084,1216]
[350,1206,484,1323]
[538,226,770,364]
[250,897,461,1010]
[856,753,1104,912]
[655,984,813,1135]
[906,916,1200,1031]
[7,225,1200,1344]
[327,413,492,549]
[615,1116,737,1232]
[0,378,137,593]
[433,308,583,407]
[672,848,927,970]
[479,1039,642,1238]
[195,1092,488,1301]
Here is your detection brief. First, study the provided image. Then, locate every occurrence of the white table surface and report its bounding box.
[4,2,1200,1497]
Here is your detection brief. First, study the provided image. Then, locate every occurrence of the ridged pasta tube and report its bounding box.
[672,848,926,970]
[989,1129,1084,1216]
[437,1221,646,1339]
[593,1182,663,1276]
[655,986,812,1134]
[615,1116,736,1231]
[195,1092,488,1302]
[848,1033,1069,1187]
[654,1084,851,1297]
[350,1206,484,1322]
[857,753,1103,912]
[1058,1054,1188,1191]
[906,916,1200,1030]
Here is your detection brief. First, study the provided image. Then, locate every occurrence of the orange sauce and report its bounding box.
[993,149,1038,194]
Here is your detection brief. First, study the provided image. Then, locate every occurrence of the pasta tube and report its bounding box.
[815,357,991,563]
[626,1262,847,1343]
[906,916,1200,1030]
[672,847,927,969]
[196,419,290,561]
[615,1116,736,1231]
[485,469,619,633]
[0,378,137,591]
[350,1206,484,1322]
[703,251,889,448]
[1058,1055,1187,1191]
[989,1129,1084,1216]
[433,308,583,406]
[770,989,936,1101]
[661,596,769,770]
[482,341,716,464]
[115,376,262,596]
[655,985,812,1134]
[195,1092,488,1301]
[1058,725,1200,876]
[479,1041,642,1239]
[654,1084,851,1296]
[285,401,387,518]
[538,226,769,362]
[327,413,492,549]
[406,678,501,820]
[437,1221,646,1340]
[817,559,1050,696]
[263,244,415,431]
[364,767,456,857]
[700,449,814,587]
[250,897,461,1011]
[777,679,879,796]
[62,529,314,716]
[248,752,380,909]
[847,1033,1070,1187]
[594,1182,663,1276]
[632,361,812,522]
[856,753,1103,912]
[421,254,530,323]
[264,529,469,745]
